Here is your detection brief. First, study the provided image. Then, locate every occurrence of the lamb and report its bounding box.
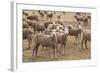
[32,32,57,58]
[23,28,34,49]
[81,30,91,50]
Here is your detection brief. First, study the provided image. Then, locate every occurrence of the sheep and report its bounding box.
[68,24,83,44]
[44,21,53,29]
[46,21,64,30]
[27,15,39,21]
[31,22,45,34]
[43,24,64,35]
[23,21,29,28]
[55,15,64,26]
[25,20,45,34]
[25,20,34,26]
[55,28,68,55]
[81,30,91,50]
[46,13,53,20]
[38,11,45,17]
[47,24,53,29]
[23,11,28,16]
[43,28,68,55]
[74,14,89,26]
[32,31,57,58]
[43,28,52,35]
[23,28,34,50]
[55,21,64,26]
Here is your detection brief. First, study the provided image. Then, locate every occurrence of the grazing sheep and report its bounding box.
[31,22,45,34]
[74,15,89,26]
[81,30,91,49]
[27,15,39,21]
[32,32,57,58]
[25,21,45,34]
[23,28,34,49]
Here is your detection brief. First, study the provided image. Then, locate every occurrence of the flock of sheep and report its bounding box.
[23,10,91,60]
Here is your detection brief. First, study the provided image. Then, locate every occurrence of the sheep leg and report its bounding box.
[35,46,39,57]
[78,33,82,44]
[50,48,53,59]
[81,37,84,50]
[32,48,35,61]
[62,45,65,55]
[33,44,39,57]
[48,48,51,58]
[55,47,57,58]
[32,48,35,57]
[32,45,36,57]
[63,45,66,55]
[32,45,37,61]
[52,48,55,58]
[27,35,32,50]
[53,48,57,59]
[85,39,88,49]
[75,36,78,44]
[47,47,51,58]
[48,49,51,57]
[28,39,31,50]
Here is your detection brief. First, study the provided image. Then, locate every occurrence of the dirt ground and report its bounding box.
[22,10,91,62]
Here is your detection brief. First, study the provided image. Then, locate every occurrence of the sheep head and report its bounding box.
[68,25,73,30]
